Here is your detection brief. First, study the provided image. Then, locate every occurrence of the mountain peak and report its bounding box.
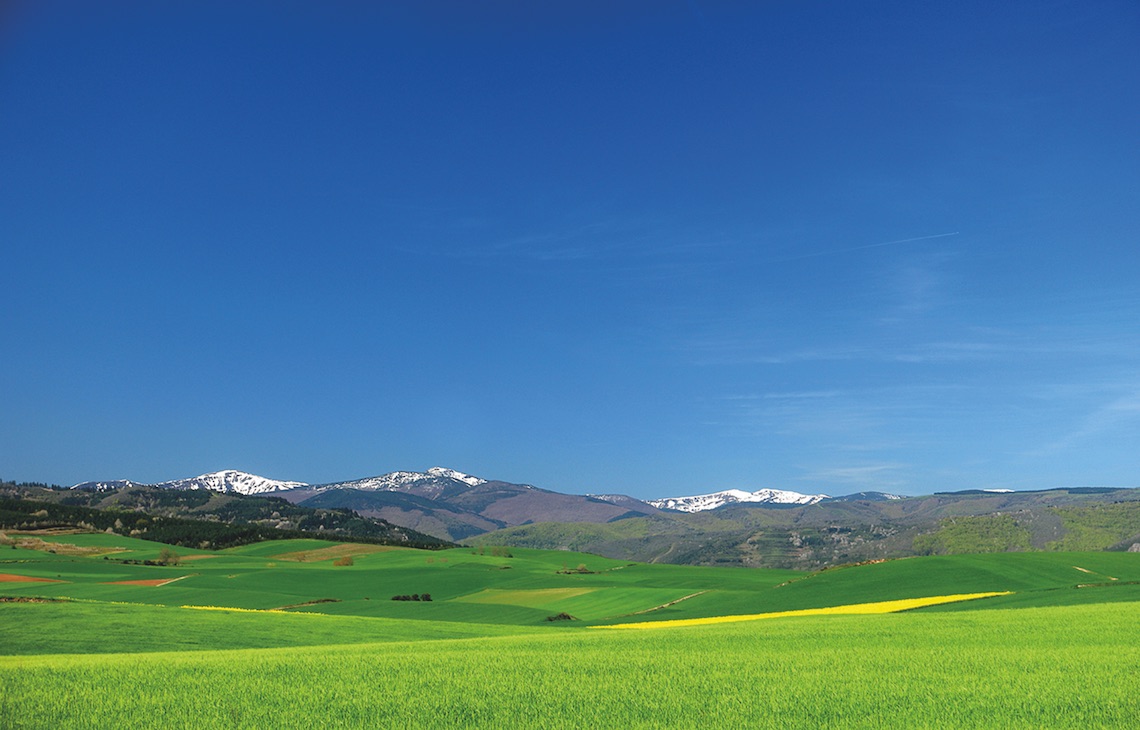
[313,467,487,493]
[648,487,829,513]
[157,470,308,495]
[425,467,486,486]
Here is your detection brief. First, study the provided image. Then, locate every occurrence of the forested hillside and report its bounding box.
[0,481,450,550]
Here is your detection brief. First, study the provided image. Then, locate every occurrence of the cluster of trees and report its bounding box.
[556,563,594,574]
[390,593,432,602]
[471,545,513,557]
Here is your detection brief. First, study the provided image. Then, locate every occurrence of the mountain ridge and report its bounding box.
[72,466,835,510]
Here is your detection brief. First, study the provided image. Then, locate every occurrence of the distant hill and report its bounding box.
[0,480,450,550]
[468,488,1140,569]
[68,467,665,542]
[45,468,1140,567]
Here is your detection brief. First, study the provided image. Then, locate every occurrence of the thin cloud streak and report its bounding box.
[800,464,909,489]
[766,231,960,264]
[1030,388,1140,456]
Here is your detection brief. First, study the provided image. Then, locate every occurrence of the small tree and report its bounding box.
[157,547,181,566]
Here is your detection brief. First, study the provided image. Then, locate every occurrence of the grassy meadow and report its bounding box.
[2,529,1138,727]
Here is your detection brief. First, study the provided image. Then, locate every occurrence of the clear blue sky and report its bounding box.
[3,1,1138,497]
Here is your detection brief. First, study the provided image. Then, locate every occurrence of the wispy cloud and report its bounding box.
[1031,387,1140,456]
[800,463,909,489]
[683,339,1014,366]
[764,231,960,264]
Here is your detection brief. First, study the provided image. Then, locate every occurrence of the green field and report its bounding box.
[2,530,1138,727]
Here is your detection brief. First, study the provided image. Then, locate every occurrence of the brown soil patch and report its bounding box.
[103,575,190,587]
[1,534,127,557]
[271,543,404,562]
[180,554,220,561]
[0,573,66,583]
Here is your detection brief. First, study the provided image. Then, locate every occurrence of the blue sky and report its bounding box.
[3,1,1138,498]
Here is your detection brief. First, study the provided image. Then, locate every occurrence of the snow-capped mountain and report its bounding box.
[312,467,487,494]
[649,487,829,513]
[424,467,486,486]
[72,470,307,495]
[155,470,308,495]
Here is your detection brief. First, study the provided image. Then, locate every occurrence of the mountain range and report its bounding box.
[67,467,1140,568]
[72,467,880,541]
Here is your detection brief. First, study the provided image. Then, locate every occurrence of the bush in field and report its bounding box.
[332,556,353,567]
[157,547,181,566]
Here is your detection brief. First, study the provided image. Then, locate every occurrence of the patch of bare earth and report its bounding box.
[0,573,66,583]
[1,533,127,557]
[271,544,404,562]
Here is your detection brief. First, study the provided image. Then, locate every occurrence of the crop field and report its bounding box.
[2,531,1138,727]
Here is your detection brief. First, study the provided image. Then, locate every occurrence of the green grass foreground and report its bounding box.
[2,532,1139,727]
[3,602,1138,729]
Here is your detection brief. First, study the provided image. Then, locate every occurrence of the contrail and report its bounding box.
[772,231,960,263]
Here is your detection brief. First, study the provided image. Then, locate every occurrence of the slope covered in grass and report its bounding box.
[4,532,1139,630]
[2,601,1137,729]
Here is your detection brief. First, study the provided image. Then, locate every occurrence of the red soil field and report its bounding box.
[0,573,65,583]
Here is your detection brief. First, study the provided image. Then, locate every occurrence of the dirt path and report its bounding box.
[102,574,194,587]
[1073,565,1118,581]
[628,591,709,616]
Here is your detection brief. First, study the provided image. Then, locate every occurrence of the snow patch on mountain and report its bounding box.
[314,467,486,493]
[156,470,308,495]
[71,480,148,492]
[649,488,829,512]
[425,467,486,486]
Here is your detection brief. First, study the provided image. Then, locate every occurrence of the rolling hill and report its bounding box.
[36,469,1140,566]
